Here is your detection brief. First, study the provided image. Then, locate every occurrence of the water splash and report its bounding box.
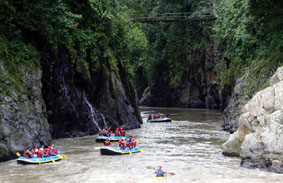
[82,91,101,131]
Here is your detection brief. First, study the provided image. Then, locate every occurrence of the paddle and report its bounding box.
[51,157,55,163]
[62,154,67,159]
[16,152,21,157]
[140,149,144,153]
[94,147,101,150]
[57,155,63,159]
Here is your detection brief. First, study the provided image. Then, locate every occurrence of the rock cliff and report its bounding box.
[39,43,142,139]
[0,60,51,161]
[222,67,283,173]
[140,44,220,109]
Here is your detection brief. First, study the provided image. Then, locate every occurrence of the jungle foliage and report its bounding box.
[0,0,282,100]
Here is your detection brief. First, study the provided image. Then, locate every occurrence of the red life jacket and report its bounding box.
[52,148,58,155]
[153,115,157,119]
[115,130,120,136]
[36,150,42,158]
[44,148,50,156]
[119,142,125,149]
[120,130,125,136]
[98,132,102,136]
[104,141,110,146]
[131,141,137,147]
[32,148,36,154]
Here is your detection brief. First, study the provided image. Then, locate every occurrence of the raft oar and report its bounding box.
[62,154,67,159]
[94,147,101,150]
[51,157,55,163]
[57,155,63,159]
[16,152,21,157]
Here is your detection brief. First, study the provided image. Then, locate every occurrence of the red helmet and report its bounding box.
[35,146,38,148]
[120,128,123,130]
[158,165,162,169]
[48,146,51,149]
[131,138,135,142]
[108,128,110,130]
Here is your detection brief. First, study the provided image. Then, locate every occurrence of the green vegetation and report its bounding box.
[214,0,283,88]
[0,0,282,103]
[0,0,134,94]
[120,0,283,97]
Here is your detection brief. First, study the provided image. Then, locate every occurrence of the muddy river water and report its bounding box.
[0,107,282,183]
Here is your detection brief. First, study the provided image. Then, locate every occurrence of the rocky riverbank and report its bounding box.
[222,67,283,173]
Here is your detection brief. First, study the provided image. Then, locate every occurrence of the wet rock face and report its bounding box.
[222,67,283,173]
[221,73,251,133]
[140,44,220,109]
[40,46,141,138]
[0,61,51,162]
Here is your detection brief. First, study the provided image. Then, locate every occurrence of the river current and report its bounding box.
[0,107,282,183]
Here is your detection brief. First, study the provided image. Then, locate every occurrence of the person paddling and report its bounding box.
[154,165,166,177]
[118,139,125,150]
[120,128,125,136]
[104,138,110,146]
[24,147,32,158]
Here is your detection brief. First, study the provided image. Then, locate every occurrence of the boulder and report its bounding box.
[222,66,283,173]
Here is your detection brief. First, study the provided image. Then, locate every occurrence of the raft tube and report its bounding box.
[147,117,172,123]
[100,146,142,155]
[96,135,126,142]
[17,153,63,165]
[155,174,167,179]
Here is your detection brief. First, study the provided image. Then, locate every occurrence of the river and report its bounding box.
[0,107,282,183]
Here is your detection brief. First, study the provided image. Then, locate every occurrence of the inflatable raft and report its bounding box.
[155,174,167,179]
[96,135,126,142]
[147,117,172,123]
[17,154,63,165]
[100,146,142,155]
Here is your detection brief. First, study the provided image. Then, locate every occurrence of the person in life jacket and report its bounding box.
[118,139,125,150]
[120,128,125,136]
[32,145,38,154]
[104,138,111,146]
[52,146,58,155]
[36,148,42,158]
[166,113,171,118]
[115,128,120,136]
[130,138,137,148]
[148,113,152,120]
[153,114,157,119]
[44,147,50,157]
[157,112,160,118]
[24,147,32,158]
[126,135,133,149]
[154,165,166,177]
